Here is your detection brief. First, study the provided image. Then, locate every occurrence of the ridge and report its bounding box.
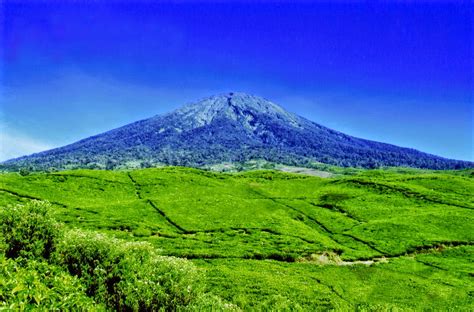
[2,93,472,171]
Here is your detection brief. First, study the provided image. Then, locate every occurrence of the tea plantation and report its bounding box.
[1,167,473,310]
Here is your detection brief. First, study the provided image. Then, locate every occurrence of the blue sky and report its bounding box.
[1,1,472,161]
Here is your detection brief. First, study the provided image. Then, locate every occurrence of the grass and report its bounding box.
[1,166,473,310]
[196,250,474,311]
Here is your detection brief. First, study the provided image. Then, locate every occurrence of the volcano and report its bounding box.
[3,92,472,170]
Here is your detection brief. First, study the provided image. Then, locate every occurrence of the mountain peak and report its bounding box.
[3,93,472,171]
[171,92,301,129]
[180,92,280,111]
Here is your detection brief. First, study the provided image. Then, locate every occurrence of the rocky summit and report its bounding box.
[3,92,472,170]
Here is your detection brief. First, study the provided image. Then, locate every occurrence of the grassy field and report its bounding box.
[1,167,473,310]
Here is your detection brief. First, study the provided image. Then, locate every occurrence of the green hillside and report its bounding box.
[1,167,473,310]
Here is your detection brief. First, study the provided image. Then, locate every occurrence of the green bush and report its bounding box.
[0,201,60,260]
[18,168,30,176]
[181,294,241,311]
[0,256,102,310]
[55,230,206,311]
[0,202,236,311]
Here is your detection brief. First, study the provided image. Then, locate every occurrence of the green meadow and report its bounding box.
[1,167,473,310]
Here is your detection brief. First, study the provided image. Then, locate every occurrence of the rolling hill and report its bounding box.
[1,167,473,309]
[3,92,472,170]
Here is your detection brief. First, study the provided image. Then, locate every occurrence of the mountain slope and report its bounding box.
[3,92,472,170]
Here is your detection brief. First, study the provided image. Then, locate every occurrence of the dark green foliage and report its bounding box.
[18,168,30,176]
[55,230,205,311]
[0,257,102,310]
[0,201,60,260]
[0,201,235,311]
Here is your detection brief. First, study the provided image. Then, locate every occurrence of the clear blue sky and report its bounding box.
[1,1,472,161]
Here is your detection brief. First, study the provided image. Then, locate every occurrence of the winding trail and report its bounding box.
[340,179,473,210]
[4,173,471,270]
[307,201,364,223]
[126,172,327,242]
[248,187,385,255]
[0,188,68,208]
[340,233,386,254]
[331,240,474,265]
[127,172,188,233]
[146,199,188,233]
[182,242,473,266]
[311,277,351,304]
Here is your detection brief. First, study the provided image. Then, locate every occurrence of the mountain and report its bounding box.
[3,92,472,170]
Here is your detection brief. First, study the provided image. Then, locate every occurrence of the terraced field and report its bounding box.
[1,167,473,310]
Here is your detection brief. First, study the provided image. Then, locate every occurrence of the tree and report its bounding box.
[19,168,30,176]
[105,160,116,170]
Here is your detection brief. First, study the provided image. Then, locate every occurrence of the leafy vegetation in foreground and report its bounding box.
[0,167,473,310]
[0,202,235,311]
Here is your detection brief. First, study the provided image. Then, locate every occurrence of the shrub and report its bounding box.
[259,294,304,312]
[18,168,30,176]
[0,201,60,260]
[182,294,241,311]
[0,202,236,311]
[0,256,102,310]
[55,230,206,311]
[54,230,122,301]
